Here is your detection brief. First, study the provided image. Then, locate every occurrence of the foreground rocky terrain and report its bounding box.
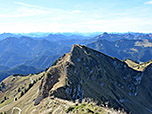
[0,45,152,114]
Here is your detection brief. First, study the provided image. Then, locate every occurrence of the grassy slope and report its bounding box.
[0,71,126,114]
[2,45,152,114]
[125,59,152,71]
[0,73,44,113]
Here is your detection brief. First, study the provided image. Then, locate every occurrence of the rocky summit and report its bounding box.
[34,44,152,114]
[0,44,152,114]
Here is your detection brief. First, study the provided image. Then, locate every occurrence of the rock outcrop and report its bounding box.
[35,44,152,114]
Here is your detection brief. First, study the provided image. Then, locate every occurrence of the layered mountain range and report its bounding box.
[87,39,152,62]
[93,32,152,41]
[0,44,151,114]
[1,32,152,84]
[0,37,71,81]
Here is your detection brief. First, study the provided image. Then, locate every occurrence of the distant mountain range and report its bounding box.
[0,34,89,81]
[0,33,20,40]
[0,65,42,81]
[87,39,152,62]
[23,55,60,69]
[0,32,152,82]
[93,32,152,41]
[0,32,97,40]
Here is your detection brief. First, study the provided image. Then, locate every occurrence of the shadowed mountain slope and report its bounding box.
[0,45,152,114]
[35,44,152,114]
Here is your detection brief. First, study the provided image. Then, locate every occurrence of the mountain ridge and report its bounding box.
[0,45,152,113]
[34,44,152,114]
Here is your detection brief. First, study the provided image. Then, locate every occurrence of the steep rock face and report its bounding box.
[35,44,151,114]
[136,64,152,113]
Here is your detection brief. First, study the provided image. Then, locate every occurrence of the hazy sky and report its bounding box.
[0,0,152,33]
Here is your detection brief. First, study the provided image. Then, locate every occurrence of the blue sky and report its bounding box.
[0,0,152,33]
